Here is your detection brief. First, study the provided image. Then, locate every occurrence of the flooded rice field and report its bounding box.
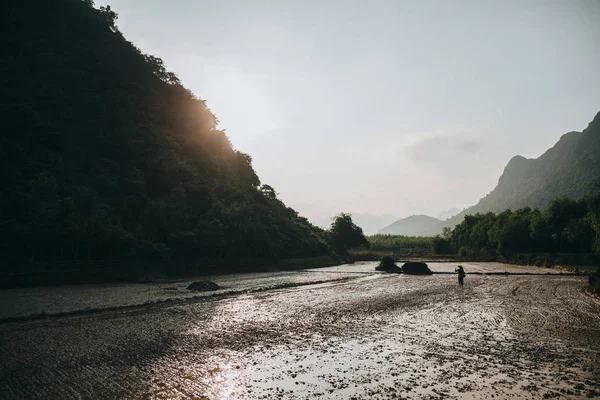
[0,262,599,399]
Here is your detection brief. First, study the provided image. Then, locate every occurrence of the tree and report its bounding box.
[442,226,452,238]
[260,184,278,200]
[432,235,453,254]
[99,5,118,32]
[327,213,368,254]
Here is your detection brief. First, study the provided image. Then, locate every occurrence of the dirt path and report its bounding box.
[0,271,599,399]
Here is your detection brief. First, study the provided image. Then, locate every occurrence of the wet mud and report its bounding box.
[0,263,599,399]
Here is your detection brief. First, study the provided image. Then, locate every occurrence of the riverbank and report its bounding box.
[0,255,341,289]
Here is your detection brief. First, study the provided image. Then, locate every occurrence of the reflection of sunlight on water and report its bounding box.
[134,268,592,399]
[146,353,241,399]
[206,361,236,399]
[186,296,271,336]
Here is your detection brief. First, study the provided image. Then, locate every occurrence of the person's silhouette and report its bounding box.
[455,265,466,287]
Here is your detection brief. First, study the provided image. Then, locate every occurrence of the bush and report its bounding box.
[458,246,473,258]
[432,235,453,254]
[368,235,434,253]
[375,255,401,272]
[402,262,433,275]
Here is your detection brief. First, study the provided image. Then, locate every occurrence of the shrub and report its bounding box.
[375,255,401,272]
[432,235,453,254]
[458,246,472,258]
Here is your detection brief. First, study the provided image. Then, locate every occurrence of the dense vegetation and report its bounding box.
[0,0,365,281]
[363,191,600,266]
[368,235,434,252]
[447,192,600,263]
[351,235,450,262]
[326,213,369,255]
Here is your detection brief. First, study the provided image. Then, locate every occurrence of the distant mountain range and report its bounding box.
[377,215,446,236]
[378,111,600,236]
[437,207,461,221]
[317,213,399,235]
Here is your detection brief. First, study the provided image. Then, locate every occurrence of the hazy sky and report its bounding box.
[97,0,600,225]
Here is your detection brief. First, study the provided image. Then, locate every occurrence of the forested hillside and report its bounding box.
[445,112,600,228]
[449,191,600,262]
[381,112,600,236]
[0,0,333,276]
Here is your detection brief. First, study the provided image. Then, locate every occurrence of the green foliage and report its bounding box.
[368,235,434,252]
[432,235,453,254]
[326,213,368,254]
[375,255,400,271]
[0,0,332,275]
[448,193,600,258]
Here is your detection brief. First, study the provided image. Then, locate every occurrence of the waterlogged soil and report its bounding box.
[0,269,365,320]
[0,263,599,399]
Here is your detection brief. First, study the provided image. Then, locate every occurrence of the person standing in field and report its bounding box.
[455,265,466,287]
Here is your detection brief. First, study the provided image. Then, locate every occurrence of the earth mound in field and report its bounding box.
[402,262,433,275]
[187,281,220,292]
[375,256,402,272]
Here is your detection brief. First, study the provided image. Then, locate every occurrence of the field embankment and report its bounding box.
[0,256,341,289]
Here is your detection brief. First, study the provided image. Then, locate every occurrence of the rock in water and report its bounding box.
[187,280,220,291]
[401,262,433,275]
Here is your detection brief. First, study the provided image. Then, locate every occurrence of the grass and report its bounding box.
[350,249,456,262]
[367,234,434,252]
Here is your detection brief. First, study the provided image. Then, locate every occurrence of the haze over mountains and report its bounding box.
[437,207,461,221]
[377,215,445,237]
[379,112,600,236]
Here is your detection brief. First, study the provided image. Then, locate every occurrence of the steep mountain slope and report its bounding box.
[0,0,329,273]
[445,111,600,228]
[377,215,444,236]
[381,112,600,235]
[437,207,460,221]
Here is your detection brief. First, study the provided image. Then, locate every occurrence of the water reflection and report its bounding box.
[1,263,597,399]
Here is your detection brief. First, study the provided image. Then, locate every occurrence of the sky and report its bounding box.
[97,0,600,229]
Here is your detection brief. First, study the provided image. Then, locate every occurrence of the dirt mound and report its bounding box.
[402,262,433,275]
[187,281,220,291]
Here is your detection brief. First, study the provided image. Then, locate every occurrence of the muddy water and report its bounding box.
[0,263,599,399]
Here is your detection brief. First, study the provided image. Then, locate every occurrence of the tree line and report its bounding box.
[445,192,600,259]
[367,235,434,252]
